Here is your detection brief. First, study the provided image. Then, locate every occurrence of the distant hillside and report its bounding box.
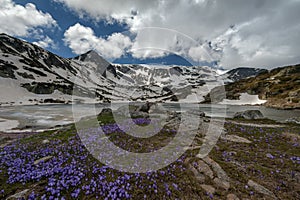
[222,67,268,82]
[203,64,300,109]
[0,33,224,106]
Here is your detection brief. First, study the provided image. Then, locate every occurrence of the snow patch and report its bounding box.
[219,93,267,105]
[0,118,19,132]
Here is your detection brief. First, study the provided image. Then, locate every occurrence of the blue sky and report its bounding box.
[13,0,128,59]
[1,0,300,69]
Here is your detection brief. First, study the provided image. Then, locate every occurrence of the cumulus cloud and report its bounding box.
[57,0,300,68]
[0,0,57,37]
[130,27,198,60]
[33,36,56,49]
[63,23,132,59]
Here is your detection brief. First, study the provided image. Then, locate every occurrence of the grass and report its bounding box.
[0,112,299,199]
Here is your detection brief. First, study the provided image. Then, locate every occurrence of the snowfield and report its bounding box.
[219,93,267,105]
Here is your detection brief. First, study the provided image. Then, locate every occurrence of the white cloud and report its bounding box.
[0,0,57,37]
[33,36,56,49]
[57,0,300,68]
[130,27,197,60]
[54,0,158,22]
[63,23,132,59]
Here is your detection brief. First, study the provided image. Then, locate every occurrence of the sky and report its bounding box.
[0,0,300,69]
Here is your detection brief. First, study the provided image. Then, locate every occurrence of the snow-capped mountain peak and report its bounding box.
[0,34,265,106]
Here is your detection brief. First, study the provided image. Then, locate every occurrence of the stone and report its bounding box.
[266,153,275,159]
[285,117,300,124]
[247,180,277,199]
[6,189,29,200]
[42,139,50,144]
[227,194,240,200]
[203,157,230,190]
[196,160,214,179]
[203,157,230,182]
[222,135,252,144]
[99,108,112,115]
[187,110,206,117]
[183,145,202,151]
[34,156,53,165]
[138,102,155,113]
[113,102,157,119]
[214,177,230,190]
[200,184,215,194]
[188,164,205,183]
[234,110,264,120]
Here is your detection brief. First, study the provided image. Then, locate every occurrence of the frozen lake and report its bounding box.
[0,103,299,132]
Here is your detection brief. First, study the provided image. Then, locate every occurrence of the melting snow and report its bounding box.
[219,93,267,105]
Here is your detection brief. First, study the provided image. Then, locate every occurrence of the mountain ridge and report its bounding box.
[0,34,221,105]
[0,33,298,109]
[203,64,300,109]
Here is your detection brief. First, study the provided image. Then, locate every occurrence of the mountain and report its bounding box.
[203,64,300,109]
[3,33,296,108]
[223,67,268,82]
[0,33,227,106]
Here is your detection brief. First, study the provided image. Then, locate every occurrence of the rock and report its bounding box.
[234,110,264,120]
[6,189,29,200]
[222,135,252,144]
[99,108,112,115]
[196,160,214,179]
[203,157,230,190]
[266,153,275,159]
[200,184,215,194]
[285,117,300,124]
[139,102,155,113]
[113,103,157,118]
[0,141,14,148]
[183,145,202,151]
[42,139,50,144]
[227,194,240,200]
[187,110,206,117]
[204,118,210,122]
[214,177,230,190]
[188,164,205,183]
[203,157,230,182]
[247,180,277,199]
[34,156,53,165]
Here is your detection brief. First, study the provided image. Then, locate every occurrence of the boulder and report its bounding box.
[114,102,157,118]
[234,110,264,120]
[285,117,300,124]
[139,102,155,113]
[42,139,50,144]
[227,194,240,200]
[186,110,206,117]
[34,156,53,165]
[200,184,216,194]
[222,135,252,144]
[247,180,277,199]
[6,189,29,200]
[188,164,205,183]
[196,160,214,179]
[99,108,113,115]
[203,157,230,190]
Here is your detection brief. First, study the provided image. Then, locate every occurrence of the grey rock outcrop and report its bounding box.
[247,180,277,199]
[234,110,264,120]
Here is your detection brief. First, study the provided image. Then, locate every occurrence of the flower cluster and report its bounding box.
[0,118,185,199]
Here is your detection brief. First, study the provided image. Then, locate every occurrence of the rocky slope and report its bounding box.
[0,33,227,106]
[203,64,300,109]
[222,67,267,82]
[1,33,298,108]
